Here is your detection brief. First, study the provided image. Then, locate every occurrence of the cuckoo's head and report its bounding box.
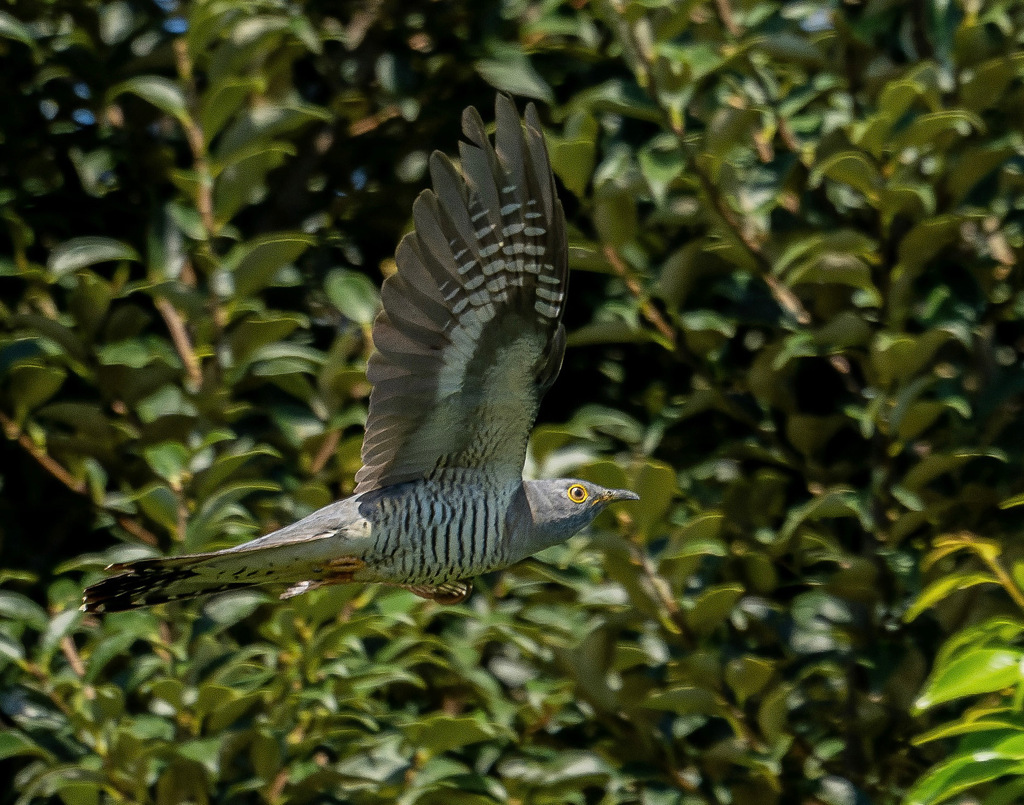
[520,479,639,554]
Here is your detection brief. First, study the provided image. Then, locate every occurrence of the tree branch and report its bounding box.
[689,163,812,326]
[154,296,202,388]
[172,38,216,237]
[0,410,159,547]
[713,0,741,37]
[0,410,86,495]
[602,244,677,346]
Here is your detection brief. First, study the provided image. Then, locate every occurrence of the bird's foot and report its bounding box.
[403,579,473,604]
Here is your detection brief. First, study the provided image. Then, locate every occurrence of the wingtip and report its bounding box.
[461,103,488,146]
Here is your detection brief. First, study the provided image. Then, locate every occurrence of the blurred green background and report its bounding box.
[2,1,1024,803]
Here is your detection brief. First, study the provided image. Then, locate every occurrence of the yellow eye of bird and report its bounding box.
[567,484,589,504]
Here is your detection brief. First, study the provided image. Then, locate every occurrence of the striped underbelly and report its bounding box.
[364,483,515,584]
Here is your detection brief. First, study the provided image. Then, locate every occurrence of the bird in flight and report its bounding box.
[82,95,638,613]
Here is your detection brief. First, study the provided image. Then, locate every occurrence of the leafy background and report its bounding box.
[2,1,1024,803]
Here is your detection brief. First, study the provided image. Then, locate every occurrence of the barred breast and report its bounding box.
[355,475,524,585]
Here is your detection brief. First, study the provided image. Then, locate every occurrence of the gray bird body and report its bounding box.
[83,96,637,613]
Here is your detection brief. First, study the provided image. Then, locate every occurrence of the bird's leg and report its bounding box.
[323,555,366,582]
[279,556,366,600]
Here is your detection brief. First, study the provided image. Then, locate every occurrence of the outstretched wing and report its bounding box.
[354,95,568,493]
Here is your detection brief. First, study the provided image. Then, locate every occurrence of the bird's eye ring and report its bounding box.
[566,484,589,504]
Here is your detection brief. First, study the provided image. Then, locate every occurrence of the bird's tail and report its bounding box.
[81,541,365,613]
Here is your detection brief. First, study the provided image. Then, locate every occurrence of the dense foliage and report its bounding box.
[2,1,1024,803]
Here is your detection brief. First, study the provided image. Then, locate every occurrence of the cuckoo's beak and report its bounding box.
[603,488,640,503]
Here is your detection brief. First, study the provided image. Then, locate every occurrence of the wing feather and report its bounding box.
[355,95,567,493]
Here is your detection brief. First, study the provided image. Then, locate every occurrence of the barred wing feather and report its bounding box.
[354,96,568,493]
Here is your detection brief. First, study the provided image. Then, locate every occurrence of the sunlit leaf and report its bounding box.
[915,649,1024,711]
[476,47,553,103]
[325,268,380,326]
[109,75,190,124]
[49,237,140,276]
[904,572,998,621]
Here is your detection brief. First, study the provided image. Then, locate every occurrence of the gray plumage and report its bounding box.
[82,96,638,614]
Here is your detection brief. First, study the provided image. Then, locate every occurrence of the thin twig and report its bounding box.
[172,36,227,375]
[1,411,162,547]
[117,515,159,548]
[602,244,677,345]
[310,429,341,475]
[713,0,741,36]
[60,635,86,678]
[154,296,202,388]
[172,39,216,236]
[689,164,812,326]
[0,410,87,494]
[268,767,290,804]
[692,163,858,388]
[973,539,1024,613]
[617,510,693,645]
[349,105,401,137]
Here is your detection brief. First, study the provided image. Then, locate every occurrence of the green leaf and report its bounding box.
[39,609,80,661]
[904,572,998,621]
[871,330,956,386]
[192,445,281,499]
[0,10,37,50]
[568,318,660,346]
[0,731,51,761]
[779,488,867,541]
[593,191,638,248]
[201,590,267,628]
[629,459,676,540]
[0,591,49,631]
[401,714,506,755]
[687,583,745,636]
[893,110,985,150]
[133,484,180,534]
[48,237,140,277]
[475,47,554,103]
[638,134,684,206]
[143,443,190,486]
[914,718,1024,746]
[915,649,1024,711]
[1001,493,1024,510]
[725,657,775,705]
[199,77,264,142]
[7,365,66,420]
[109,75,190,124]
[663,512,726,560]
[325,269,380,326]
[810,151,880,200]
[548,112,599,198]
[226,232,315,296]
[212,143,295,222]
[645,686,725,716]
[905,754,1024,805]
[96,337,179,369]
[758,683,791,745]
[656,41,725,82]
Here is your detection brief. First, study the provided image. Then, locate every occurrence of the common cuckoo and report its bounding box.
[82,96,638,613]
